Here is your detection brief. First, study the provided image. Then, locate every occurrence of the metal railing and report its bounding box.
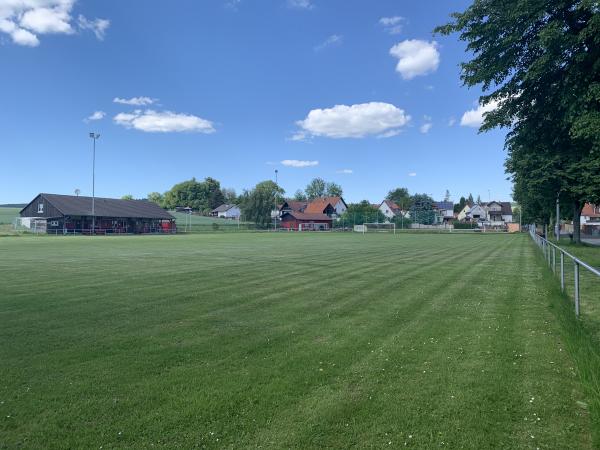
[530,228,600,316]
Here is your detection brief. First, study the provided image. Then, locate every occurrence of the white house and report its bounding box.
[378,199,403,220]
[467,204,487,221]
[211,204,241,219]
[457,204,472,221]
[433,201,454,224]
[483,201,513,224]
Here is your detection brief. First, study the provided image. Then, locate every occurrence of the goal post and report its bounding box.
[361,223,396,234]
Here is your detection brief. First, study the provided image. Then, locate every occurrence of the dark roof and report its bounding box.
[212,204,237,213]
[281,211,332,221]
[23,193,174,219]
[484,201,512,215]
[434,201,453,211]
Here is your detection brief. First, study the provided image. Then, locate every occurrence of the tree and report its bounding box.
[409,193,435,225]
[305,178,326,200]
[238,180,285,228]
[293,189,307,201]
[386,187,411,209]
[203,177,226,211]
[74,188,81,197]
[444,190,450,202]
[121,194,133,200]
[339,201,385,227]
[476,195,482,205]
[163,177,226,213]
[436,1,600,242]
[222,188,237,204]
[326,182,343,197]
[305,178,343,200]
[147,192,165,207]
[454,196,467,213]
[467,193,474,205]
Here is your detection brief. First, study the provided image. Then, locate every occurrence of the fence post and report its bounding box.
[574,262,580,317]
[552,246,556,273]
[560,251,565,292]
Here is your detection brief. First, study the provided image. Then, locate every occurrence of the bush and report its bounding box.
[453,221,478,229]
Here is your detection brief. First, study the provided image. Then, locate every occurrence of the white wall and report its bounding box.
[379,203,395,219]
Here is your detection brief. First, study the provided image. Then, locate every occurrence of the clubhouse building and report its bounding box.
[20,193,176,234]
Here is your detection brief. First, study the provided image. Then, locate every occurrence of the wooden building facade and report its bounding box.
[20,193,176,234]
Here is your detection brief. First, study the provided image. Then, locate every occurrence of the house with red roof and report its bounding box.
[581,203,600,235]
[378,199,405,220]
[279,196,347,231]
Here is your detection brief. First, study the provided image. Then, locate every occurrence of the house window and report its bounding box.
[37,203,44,214]
[50,220,59,227]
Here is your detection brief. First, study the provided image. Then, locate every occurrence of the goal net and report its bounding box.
[362,223,396,234]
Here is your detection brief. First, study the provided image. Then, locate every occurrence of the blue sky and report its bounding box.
[0,0,512,204]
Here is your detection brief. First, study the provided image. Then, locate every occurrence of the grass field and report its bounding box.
[0,207,19,224]
[170,211,248,232]
[1,233,600,448]
[0,207,20,235]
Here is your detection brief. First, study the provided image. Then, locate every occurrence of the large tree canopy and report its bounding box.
[386,187,411,208]
[163,177,225,212]
[304,178,343,200]
[239,180,285,228]
[437,0,600,242]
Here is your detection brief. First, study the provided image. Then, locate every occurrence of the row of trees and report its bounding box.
[146,178,237,214]
[437,0,600,242]
[292,178,343,201]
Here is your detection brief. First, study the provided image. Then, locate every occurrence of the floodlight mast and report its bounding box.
[89,133,100,234]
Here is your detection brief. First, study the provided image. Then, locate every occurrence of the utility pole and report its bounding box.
[556,194,560,242]
[89,133,100,234]
[274,169,278,231]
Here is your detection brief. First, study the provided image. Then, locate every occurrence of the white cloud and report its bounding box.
[336,169,353,174]
[448,117,456,126]
[460,100,499,128]
[288,0,313,9]
[84,110,105,122]
[390,40,440,80]
[379,16,405,34]
[113,96,156,106]
[315,34,342,51]
[281,159,319,168]
[420,123,432,134]
[408,172,417,177]
[77,15,109,40]
[296,102,410,139]
[20,6,73,34]
[114,110,216,133]
[0,1,109,46]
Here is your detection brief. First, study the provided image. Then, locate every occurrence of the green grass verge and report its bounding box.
[0,207,19,225]
[0,233,598,448]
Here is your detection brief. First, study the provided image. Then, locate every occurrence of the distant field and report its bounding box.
[170,210,250,231]
[1,233,599,448]
[0,207,19,224]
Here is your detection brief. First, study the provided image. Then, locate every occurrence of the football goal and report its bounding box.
[361,223,396,234]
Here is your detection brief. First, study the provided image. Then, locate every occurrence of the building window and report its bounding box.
[37,203,44,214]
[50,220,59,227]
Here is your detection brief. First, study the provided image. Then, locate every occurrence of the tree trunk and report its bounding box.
[572,200,583,244]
